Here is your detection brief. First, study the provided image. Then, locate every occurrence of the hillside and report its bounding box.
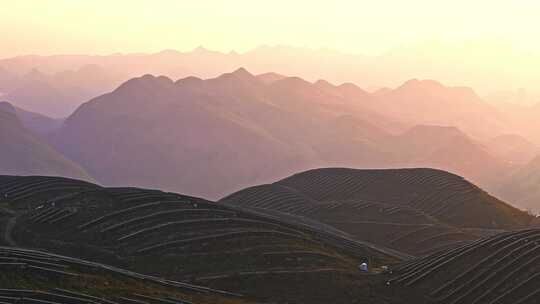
[0,246,248,304]
[221,168,533,256]
[0,102,92,180]
[1,173,535,303]
[389,228,540,304]
[0,175,408,303]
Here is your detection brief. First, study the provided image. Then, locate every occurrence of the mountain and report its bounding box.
[49,69,515,199]
[495,155,540,213]
[11,104,64,135]
[493,101,540,145]
[3,43,532,96]
[0,102,92,180]
[0,66,123,117]
[373,79,509,139]
[50,69,402,199]
[389,125,512,187]
[484,133,539,165]
[0,48,524,140]
[256,72,288,84]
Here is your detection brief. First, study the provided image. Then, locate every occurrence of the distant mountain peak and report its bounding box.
[175,76,203,85]
[256,72,287,85]
[114,74,174,93]
[314,79,335,89]
[399,78,445,91]
[157,49,181,55]
[214,68,258,84]
[232,67,252,77]
[271,76,312,90]
[192,45,220,55]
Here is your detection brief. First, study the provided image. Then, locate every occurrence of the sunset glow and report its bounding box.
[2,0,540,94]
[2,0,540,55]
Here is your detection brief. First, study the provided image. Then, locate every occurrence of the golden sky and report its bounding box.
[2,0,540,57]
[1,0,539,96]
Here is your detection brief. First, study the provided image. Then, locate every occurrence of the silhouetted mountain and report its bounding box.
[256,72,288,84]
[0,48,523,139]
[0,102,91,180]
[11,104,64,135]
[0,66,122,117]
[52,70,318,198]
[374,79,509,139]
[49,70,513,199]
[484,133,539,165]
[493,101,540,145]
[495,155,540,213]
[390,125,512,186]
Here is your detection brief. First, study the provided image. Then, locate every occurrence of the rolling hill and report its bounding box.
[221,168,533,256]
[0,102,92,180]
[1,173,536,303]
[0,175,409,303]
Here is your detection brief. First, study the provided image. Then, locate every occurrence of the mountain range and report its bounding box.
[45,68,516,200]
[1,61,539,211]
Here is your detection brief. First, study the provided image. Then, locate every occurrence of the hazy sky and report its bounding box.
[2,0,540,57]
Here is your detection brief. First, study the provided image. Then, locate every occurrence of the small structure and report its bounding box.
[359,262,368,272]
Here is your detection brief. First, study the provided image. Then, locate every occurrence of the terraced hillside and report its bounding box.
[389,228,540,304]
[0,175,404,303]
[0,246,250,304]
[221,168,533,256]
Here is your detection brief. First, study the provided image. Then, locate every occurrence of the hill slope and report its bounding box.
[0,102,92,180]
[221,168,533,256]
[495,155,540,213]
[0,246,247,304]
[389,228,540,304]
[0,175,406,303]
